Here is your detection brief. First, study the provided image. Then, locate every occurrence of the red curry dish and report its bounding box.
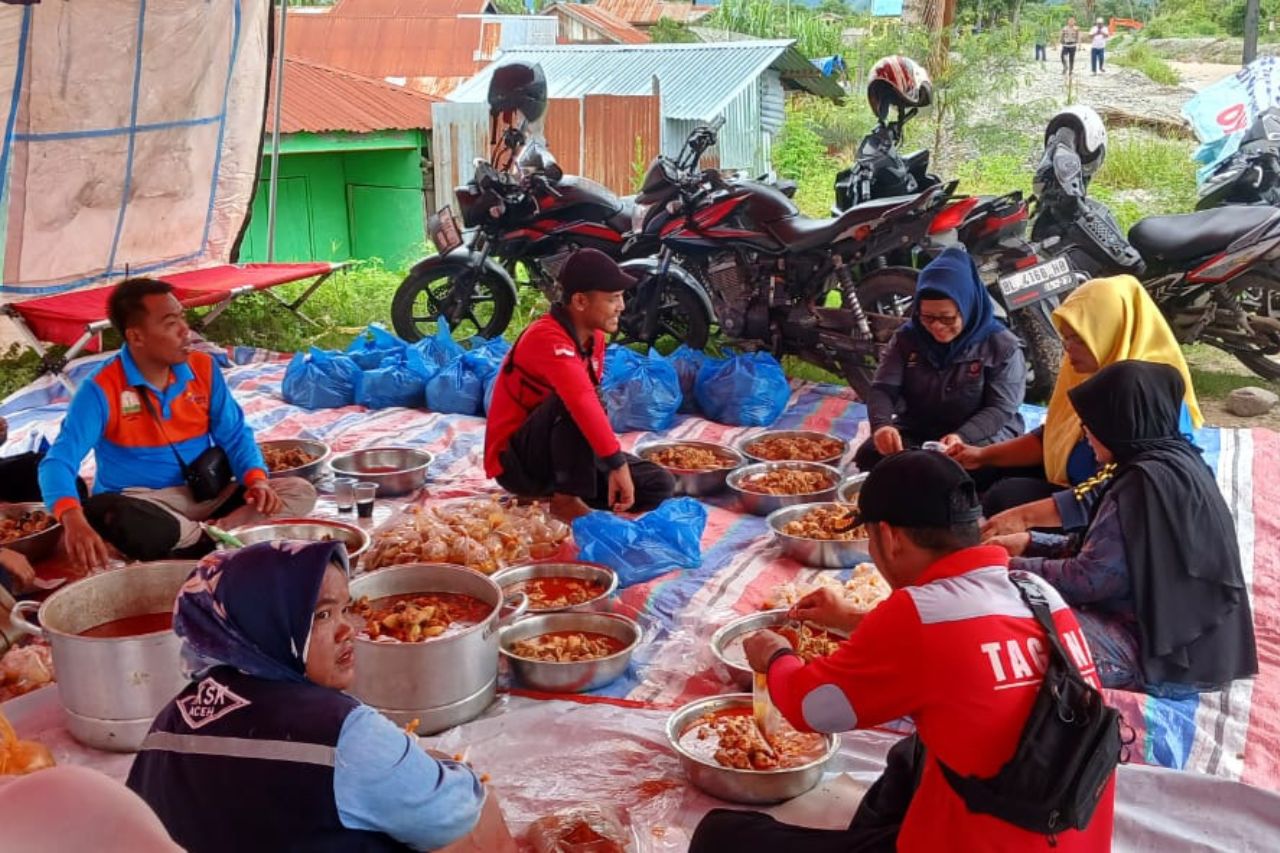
[508,576,608,611]
[79,612,174,639]
[356,592,491,642]
[509,631,627,662]
[679,708,827,771]
[745,435,844,462]
[0,509,55,546]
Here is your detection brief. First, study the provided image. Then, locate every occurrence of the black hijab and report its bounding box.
[1068,361,1257,688]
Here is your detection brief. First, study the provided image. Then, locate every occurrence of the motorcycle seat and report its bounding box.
[1129,206,1277,264]
[772,194,921,251]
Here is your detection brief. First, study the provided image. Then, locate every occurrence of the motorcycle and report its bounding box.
[832,108,1069,401]
[1032,114,1280,380]
[1197,107,1280,210]
[623,120,958,399]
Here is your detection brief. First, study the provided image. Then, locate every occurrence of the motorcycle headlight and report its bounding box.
[631,202,650,234]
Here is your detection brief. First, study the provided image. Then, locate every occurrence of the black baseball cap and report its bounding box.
[559,248,638,298]
[858,450,981,528]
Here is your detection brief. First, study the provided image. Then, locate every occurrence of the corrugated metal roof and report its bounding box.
[269,58,439,134]
[285,13,495,82]
[547,3,651,45]
[595,0,713,26]
[448,40,842,119]
[330,0,496,15]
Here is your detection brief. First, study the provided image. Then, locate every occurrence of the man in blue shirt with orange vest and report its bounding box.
[38,278,315,570]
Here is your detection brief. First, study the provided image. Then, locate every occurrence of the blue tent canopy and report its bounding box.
[812,55,848,77]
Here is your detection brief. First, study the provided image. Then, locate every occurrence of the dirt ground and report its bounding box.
[1183,345,1280,431]
[1168,62,1240,92]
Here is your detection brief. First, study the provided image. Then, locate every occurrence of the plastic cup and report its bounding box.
[354,482,378,519]
[921,441,947,453]
[333,477,357,512]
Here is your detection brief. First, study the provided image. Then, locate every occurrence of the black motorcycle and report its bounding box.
[1197,107,1280,210]
[623,121,956,399]
[833,112,1069,401]
[1033,118,1280,380]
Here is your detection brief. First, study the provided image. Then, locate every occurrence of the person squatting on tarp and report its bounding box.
[37,278,316,569]
[690,452,1117,851]
[484,248,675,521]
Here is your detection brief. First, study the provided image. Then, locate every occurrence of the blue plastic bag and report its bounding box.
[353,348,435,410]
[571,497,707,587]
[600,346,682,432]
[665,345,718,414]
[412,317,465,370]
[281,347,359,410]
[347,347,402,371]
[347,323,407,355]
[694,351,790,426]
[426,337,511,416]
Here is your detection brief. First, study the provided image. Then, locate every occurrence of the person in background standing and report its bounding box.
[1034,18,1049,64]
[1060,16,1080,75]
[1090,18,1109,74]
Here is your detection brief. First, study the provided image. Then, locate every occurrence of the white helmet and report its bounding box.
[867,56,933,122]
[1044,105,1107,174]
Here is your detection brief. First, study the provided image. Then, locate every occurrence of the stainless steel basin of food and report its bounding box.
[329,446,433,497]
[737,430,850,467]
[490,562,618,614]
[767,502,870,569]
[9,561,194,752]
[499,611,640,693]
[0,502,61,563]
[836,472,869,505]
[666,694,840,804]
[710,610,851,689]
[636,440,745,497]
[258,438,331,482]
[229,518,370,564]
[347,563,526,734]
[725,461,842,516]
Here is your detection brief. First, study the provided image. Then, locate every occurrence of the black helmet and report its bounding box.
[487,62,547,123]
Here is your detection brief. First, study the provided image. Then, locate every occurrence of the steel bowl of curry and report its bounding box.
[666,693,840,804]
[491,562,618,615]
[725,461,842,516]
[710,609,848,690]
[737,430,848,467]
[328,446,433,497]
[767,502,870,569]
[499,611,640,693]
[635,440,745,497]
[229,518,370,565]
[0,502,61,563]
[257,438,331,482]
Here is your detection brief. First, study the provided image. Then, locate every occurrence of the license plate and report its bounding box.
[428,206,463,255]
[998,257,1076,307]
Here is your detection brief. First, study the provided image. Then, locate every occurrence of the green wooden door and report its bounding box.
[346,184,426,267]
[244,176,317,262]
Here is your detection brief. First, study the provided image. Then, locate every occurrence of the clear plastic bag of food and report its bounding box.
[526,804,634,853]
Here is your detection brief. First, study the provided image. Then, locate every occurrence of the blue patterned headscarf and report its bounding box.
[174,540,350,683]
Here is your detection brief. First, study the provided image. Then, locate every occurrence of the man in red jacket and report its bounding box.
[484,249,675,520]
[690,451,1116,851]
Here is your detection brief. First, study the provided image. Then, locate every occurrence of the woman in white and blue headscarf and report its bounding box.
[126,540,487,852]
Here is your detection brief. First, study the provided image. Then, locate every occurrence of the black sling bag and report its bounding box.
[938,574,1125,842]
[138,387,233,503]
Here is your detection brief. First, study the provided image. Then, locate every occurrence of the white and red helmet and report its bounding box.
[867,56,933,121]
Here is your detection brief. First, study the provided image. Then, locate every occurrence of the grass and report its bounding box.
[1109,43,1182,87]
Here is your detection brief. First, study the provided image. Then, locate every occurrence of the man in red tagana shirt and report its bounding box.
[690,451,1116,851]
[484,248,675,520]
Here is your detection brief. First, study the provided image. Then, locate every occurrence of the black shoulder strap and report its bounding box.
[136,385,192,476]
[1009,573,1086,681]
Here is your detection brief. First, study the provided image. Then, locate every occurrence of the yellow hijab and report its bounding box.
[1043,275,1203,485]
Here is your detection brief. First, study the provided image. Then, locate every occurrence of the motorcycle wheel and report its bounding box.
[390,264,515,343]
[614,277,711,353]
[1227,275,1280,380]
[1011,309,1063,403]
[838,268,919,399]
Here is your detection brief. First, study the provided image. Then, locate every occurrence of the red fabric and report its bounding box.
[766,546,1116,851]
[9,263,335,347]
[484,311,617,478]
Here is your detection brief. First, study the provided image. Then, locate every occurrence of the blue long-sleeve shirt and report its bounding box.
[38,347,268,517]
[333,705,486,850]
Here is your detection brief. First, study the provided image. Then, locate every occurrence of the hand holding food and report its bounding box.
[945,439,984,470]
[872,426,903,456]
[789,587,865,635]
[0,548,36,589]
[743,629,794,674]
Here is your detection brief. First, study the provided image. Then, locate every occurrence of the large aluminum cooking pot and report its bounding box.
[9,561,193,752]
[348,563,526,734]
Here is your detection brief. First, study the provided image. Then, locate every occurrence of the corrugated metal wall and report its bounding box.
[544,98,583,176]
[582,94,661,195]
[430,101,491,211]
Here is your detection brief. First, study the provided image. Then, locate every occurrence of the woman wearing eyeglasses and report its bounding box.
[853,247,1026,485]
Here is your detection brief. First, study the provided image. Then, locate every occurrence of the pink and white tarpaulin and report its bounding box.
[0,0,269,298]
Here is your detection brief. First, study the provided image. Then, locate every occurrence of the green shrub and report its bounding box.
[1110,43,1182,86]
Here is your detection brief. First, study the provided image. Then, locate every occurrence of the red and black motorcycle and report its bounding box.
[622,121,956,398]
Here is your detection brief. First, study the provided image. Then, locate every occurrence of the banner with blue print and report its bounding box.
[1183,56,1280,184]
[0,0,270,297]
